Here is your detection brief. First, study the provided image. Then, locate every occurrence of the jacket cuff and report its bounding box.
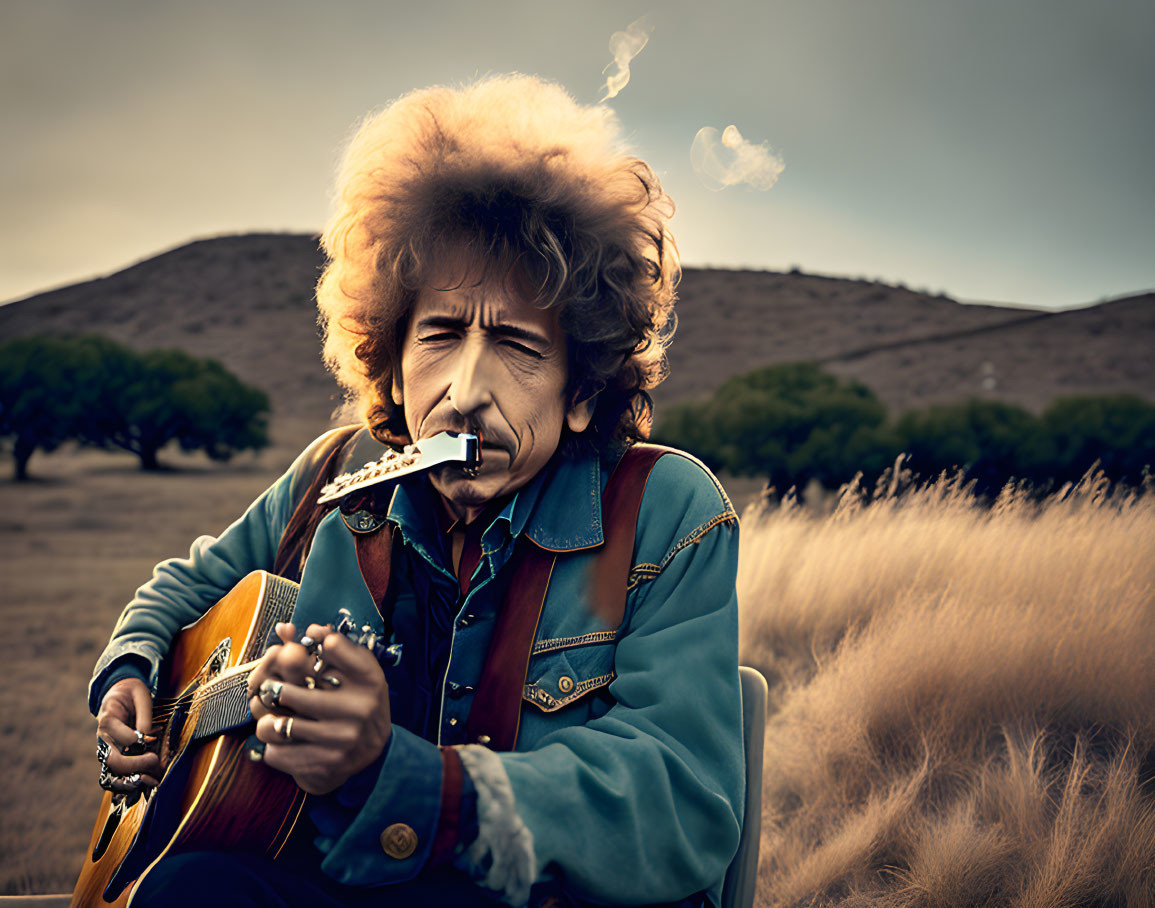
[429,746,482,865]
[317,725,443,886]
[453,744,536,906]
[88,649,159,716]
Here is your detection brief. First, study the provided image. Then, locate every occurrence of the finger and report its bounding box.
[275,622,297,646]
[247,640,286,697]
[267,640,314,688]
[255,713,331,747]
[316,631,386,684]
[101,716,145,749]
[254,681,368,722]
[131,683,154,737]
[104,749,163,779]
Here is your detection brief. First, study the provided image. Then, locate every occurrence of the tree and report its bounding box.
[0,336,106,479]
[0,336,270,476]
[86,347,270,470]
[654,362,896,493]
[894,399,1050,495]
[1042,394,1155,486]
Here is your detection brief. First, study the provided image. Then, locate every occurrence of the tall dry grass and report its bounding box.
[738,472,1155,907]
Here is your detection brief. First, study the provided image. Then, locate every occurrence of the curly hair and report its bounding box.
[316,74,679,448]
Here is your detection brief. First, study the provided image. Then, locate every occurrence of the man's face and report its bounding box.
[396,276,592,519]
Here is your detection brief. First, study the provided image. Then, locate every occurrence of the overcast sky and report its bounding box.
[2,0,1152,309]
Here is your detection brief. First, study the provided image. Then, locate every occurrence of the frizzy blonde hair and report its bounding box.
[316,74,678,444]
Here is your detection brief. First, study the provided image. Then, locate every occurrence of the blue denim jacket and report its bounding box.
[90,429,744,905]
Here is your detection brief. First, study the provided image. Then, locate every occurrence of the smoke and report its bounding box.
[600,15,654,102]
[691,125,785,191]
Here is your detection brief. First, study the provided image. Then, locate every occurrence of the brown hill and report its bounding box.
[1,234,1151,433]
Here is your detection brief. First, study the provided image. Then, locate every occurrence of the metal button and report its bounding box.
[557,675,575,694]
[380,823,418,859]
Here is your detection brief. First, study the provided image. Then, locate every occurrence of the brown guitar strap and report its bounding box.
[466,443,671,750]
[272,425,362,583]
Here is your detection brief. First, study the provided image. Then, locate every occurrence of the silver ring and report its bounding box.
[274,716,294,742]
[322,675,342,689]
[304,676,316,690]
[259,679,284,709]
[135,729,146,746]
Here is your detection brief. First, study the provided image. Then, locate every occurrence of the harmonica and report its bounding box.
[317,432,482,504]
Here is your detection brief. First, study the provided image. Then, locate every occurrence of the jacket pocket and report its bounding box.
[523,635,616,713]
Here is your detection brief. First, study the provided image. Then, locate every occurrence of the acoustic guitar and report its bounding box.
[71,571,309,907]
[72,432,480,906]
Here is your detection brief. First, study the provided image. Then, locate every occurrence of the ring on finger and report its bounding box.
[259,679,284,709]
[273,715,294,742]
[321,674,342,689]
[304,676,316,690]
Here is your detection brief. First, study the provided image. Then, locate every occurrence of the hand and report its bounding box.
[248,622,392,795]
[96,677,162,793]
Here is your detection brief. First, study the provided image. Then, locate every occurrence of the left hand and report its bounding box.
[247,622,392,795]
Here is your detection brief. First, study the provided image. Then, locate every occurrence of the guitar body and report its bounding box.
[71,572,307,907]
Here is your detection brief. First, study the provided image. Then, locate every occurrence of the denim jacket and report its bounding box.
[90,428,745,906]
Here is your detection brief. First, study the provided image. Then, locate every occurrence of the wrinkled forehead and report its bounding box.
[412,279,564,343]
[415,243,563,334]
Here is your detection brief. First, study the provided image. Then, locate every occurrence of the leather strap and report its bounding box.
[465,443,670,750]
[466,537,557,750]
[588,444,673,631]
[272,425,362,583]
[355,525,396,617]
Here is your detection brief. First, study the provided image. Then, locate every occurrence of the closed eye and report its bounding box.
[500,339,544,358]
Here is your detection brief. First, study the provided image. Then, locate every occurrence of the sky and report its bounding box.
[2,0,1152,310]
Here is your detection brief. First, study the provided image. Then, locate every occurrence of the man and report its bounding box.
[91,74,744,907]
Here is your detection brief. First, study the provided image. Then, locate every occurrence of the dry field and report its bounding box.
[740,472,1155,906]
[1,433,1153,904]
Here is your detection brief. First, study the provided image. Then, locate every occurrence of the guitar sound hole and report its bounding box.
[91,799,125,861]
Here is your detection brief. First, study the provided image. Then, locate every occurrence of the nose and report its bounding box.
[448,339,494,418]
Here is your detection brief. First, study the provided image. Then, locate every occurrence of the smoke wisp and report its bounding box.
[600,15,654,102]
[691,124,784,191]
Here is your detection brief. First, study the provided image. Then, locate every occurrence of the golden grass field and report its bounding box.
[1,433,1152,903]
[740,470,1155,906]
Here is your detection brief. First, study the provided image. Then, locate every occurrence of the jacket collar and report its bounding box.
[387,445,607,557]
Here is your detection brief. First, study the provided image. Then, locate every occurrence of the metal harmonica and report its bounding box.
[316,432,481,504]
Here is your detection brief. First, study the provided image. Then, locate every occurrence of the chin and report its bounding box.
[432,470,507,508]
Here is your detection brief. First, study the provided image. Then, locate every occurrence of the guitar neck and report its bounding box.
[188,659,262,741]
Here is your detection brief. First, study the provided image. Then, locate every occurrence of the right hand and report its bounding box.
[96,677,162,793]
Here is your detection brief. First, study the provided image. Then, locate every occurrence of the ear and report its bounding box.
[565,393,595,434]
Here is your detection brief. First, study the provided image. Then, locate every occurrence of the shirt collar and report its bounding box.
[386,445,607,555]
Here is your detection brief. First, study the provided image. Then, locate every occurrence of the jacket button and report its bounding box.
[455,614,476,630]
[557,675,574,694]
[380,823,418,859]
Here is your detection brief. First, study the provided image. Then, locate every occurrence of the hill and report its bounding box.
[1,234,1151,433]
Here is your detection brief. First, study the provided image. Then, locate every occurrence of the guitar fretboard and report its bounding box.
[191,667,256,740]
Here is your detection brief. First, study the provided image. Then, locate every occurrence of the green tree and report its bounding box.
[0,336,269,476]
[894,399,1050,495]
[88,348,270,470]
[1042,394,1155,486]
[0,336,106,479]
[655,362,895,493]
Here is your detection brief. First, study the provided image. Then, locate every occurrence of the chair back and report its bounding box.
[719,665,768,908]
